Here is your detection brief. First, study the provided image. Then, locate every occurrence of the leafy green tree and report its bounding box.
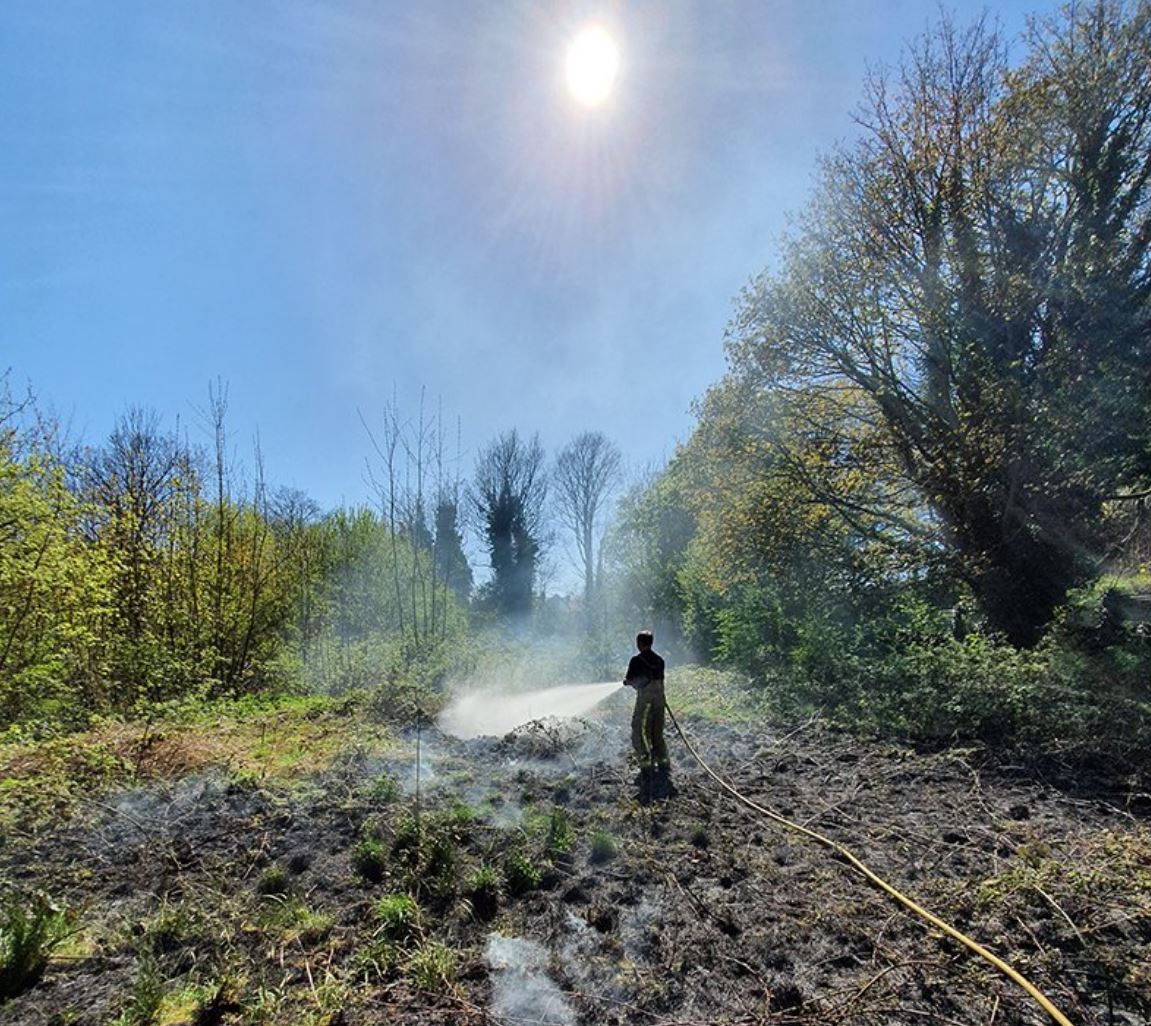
[0,448,112,724]
[602,465,696,646]
[728,2,1151,644]
[84,408,186,701]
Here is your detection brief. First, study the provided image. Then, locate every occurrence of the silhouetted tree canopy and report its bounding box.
[727,1,1151,644]
[471,430,548,620]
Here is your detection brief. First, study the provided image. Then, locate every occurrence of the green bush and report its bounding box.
[503,852,541,897]
[367,774,401,803]
[465,865,500,921]
[422,833,458,898]
[546,806,574,856]
[391,812,422,867]
[0,894,70,1000]
[761,600,1151,764]
[111,956,165,1026]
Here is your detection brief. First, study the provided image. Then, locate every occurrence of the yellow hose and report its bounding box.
[664,703,1075,1026]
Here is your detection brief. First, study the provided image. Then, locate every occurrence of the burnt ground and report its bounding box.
[2,689,1149,1026]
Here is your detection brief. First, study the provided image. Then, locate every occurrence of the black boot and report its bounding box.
[654,765,676,799]
[637,767,654,804]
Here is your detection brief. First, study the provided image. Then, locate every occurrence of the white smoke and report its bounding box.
[485,934,576,1026]
[438,681,621,739]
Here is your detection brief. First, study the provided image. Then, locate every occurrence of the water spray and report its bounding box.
[438,681,621,739]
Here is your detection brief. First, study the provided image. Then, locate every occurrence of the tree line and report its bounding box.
[0,376,627,729]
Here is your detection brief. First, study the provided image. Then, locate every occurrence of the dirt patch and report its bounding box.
[1,702,1148,1026]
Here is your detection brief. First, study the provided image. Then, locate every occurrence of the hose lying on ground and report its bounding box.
[664,703,1075,1026]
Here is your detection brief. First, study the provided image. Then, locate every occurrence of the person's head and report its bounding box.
[636,629,654,651]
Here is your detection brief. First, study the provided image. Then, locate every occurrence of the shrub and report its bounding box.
[465,865,500,921]
[444,801,478,837]
[0,895,70,1000]
[274,903,333,947]
[503,852,541,897]
[111,956,165,1026]
[353,937,402,981]
[368,774,401,803]
[391,813,422,868]
[141,903,200,956]
[422,834,458,898]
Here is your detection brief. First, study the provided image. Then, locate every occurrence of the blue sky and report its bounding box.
[3,0,1045,515]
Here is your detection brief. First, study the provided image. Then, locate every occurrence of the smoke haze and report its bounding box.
[485,934,576,1026]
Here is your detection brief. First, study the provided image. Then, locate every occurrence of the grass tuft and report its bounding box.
[352,837,387,884]
[372,894,419,941]
[255,865,290,896]
[405,940,456,992]
[589,830,618,863]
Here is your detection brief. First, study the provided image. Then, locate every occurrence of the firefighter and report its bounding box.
[623,629,672,800]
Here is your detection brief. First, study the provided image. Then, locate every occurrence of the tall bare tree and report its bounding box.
[554,431,622,612]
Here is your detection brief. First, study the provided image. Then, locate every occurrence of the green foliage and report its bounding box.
[390,812,422,868]
[0,429,112,727]
[464,864,500,921]
[421,833,459,899]
[352,937,402,982]
[0,894,70,1000]
[503,852,542,897]
[372,894,419,941]
[352,837,388,884]
[444,800,478,837]
[602,468,697,647]
[0,391,473,734]
[766,608,1151,759]
[366,774,401,803]
[111,956,165,1026]
[262,901,333,947]
[545,806,574,856]
[141,902,202,956]
[723,5,1151,645]
[385,809,463,898]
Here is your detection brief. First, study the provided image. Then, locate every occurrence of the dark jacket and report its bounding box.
[625,649,665,688]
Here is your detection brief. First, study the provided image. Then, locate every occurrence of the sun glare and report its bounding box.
[565,25,619,107]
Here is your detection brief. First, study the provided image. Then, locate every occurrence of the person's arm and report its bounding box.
[623,654,648,688]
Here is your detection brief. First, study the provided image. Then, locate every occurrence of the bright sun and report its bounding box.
[565,25,619,107]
